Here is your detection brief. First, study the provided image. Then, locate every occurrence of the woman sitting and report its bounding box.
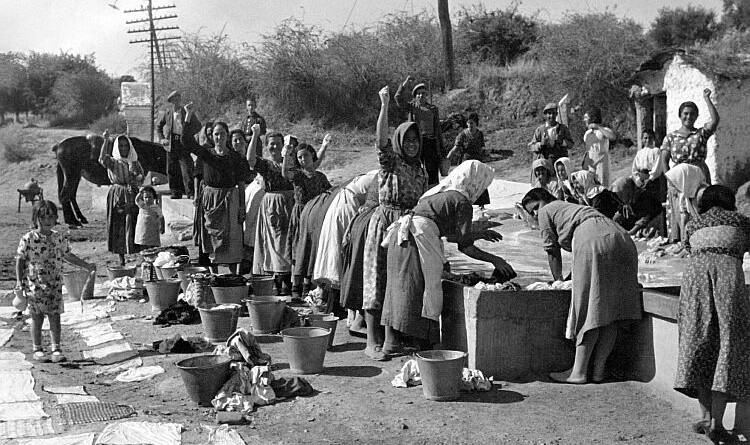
[531,158,562,199]
[521,188,641,384]
[570,171,620,218]
[610,176,664,237]
[675,185,750,444]
[553,157,578,203]
[381,160,516,351]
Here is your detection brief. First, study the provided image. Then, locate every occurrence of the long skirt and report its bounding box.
[244,177,265,249]
[193,182,204,249]
[362,206,406,310]
[106,184,139,255]
[675,253,750,401]
[314,189,361,287]
[567,217,641,344]
[200,186,243,264]
[380,231,440,344]
[287,202,304,264]
[340,205,378,310]
[253,191,294,275]
[293,188,338,278]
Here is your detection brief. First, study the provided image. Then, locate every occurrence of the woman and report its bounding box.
[247,126,295,295]
[675,185,750,444]
[447,112,490,208]
[570,171,620,219]
[610,176,663,237]
[99,131,144,266]
[531,158,562,199]
[381,160,515,350]
[362,85,428,361]
[581,107,616,187]
[554,157,578,203]
[665,163,708,244]
[182,106,250,274]
[229,129,248,158]
[521,188,641,384]
[194,122,214,267]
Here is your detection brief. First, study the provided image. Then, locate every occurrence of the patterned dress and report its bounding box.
[674,207,750,401]
[361,140,427,310]
[661,127,713,183]
[16,230,70,315]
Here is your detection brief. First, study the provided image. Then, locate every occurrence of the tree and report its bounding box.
[455,3,538,64]
[0,52,30,122]
[438,0,455,89]
[649,6,719,48]
[47,68,118,126]
[26,52,103,116]
[723,0,750,30]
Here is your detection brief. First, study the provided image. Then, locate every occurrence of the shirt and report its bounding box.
[16,230,70,296]
[413,190,474,250]
[537,200,606,252]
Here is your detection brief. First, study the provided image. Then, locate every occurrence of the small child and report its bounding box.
[15,200,95,363]
[135,186,165,249]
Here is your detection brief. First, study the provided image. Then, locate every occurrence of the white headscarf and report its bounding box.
[665,163,707,218]
[570,170,604,200]
[112,135,138,164]
[420,160,495,203]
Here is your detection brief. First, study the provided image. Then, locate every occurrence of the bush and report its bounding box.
[46,68,118,127]
[649,6,719,49]
[89,112,128,135]
[0,123,31,163]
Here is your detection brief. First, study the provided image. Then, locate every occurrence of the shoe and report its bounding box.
[33,350,49,362]
[365,345,390,362]
[382,343,417,356]
[692,420,710,434]
[50,350,67,363]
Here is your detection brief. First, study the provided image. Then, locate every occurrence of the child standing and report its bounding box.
[447,112,490,208]
[15,200,95,363]
[135,186,165,249]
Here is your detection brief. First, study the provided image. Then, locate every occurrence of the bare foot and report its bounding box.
[549,369,587,384]
[364,345,389,362]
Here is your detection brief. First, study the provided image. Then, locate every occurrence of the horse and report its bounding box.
[53,135,167,228]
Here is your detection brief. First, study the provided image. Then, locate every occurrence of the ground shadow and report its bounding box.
[328,342,366,353]
[461,387,526,404]
[255,334,283,344]
[486,149,515,161]
[321,365,382,378]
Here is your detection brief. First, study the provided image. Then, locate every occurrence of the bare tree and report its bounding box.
[437,0,455,89]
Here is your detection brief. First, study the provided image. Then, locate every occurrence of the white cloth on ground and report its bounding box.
[43,385,87,395]
[95,421,182,445]
[0,401,48,421]
[391,359,421,388]
[202,424,247,445]
[0,371,39,403]
[55,394,99,404]
[115,365,165,382]
[0,328,13,347]
[17,432,96,445]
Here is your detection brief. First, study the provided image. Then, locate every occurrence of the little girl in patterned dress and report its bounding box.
[15,200,95,363]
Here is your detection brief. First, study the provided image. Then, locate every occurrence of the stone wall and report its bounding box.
[120,82,153,142]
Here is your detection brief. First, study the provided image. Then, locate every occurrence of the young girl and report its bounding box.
[447,112,490,208]
[99,131,144,266]
[135,186,164,249]
[16,200,95,362]
[282,141,332,299]
[581,107,616,187]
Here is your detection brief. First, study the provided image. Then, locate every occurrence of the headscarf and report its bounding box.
[554,157,575,197]
[531,158,554,184]
[112,135,138,164]
[611,176,636,205]
[665,163,707,218]
[421,160,494,204]
[570,170,604,200]
[392,121,422,167]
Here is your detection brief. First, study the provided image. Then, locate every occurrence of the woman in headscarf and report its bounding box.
[521,187,641,384]
[98,131,144,266]
[665,163,708,244]
[361,85,428,361]
[531,158,562,199]
[182,106,251,274]
[570,171,621,219]
[553,157,578,203]
[675,185,750,444]
[193,121,214,267]
[610,176,664,237]
[381,160,516,350]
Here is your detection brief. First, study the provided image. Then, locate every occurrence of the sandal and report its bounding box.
[365,345,390,362]
[50,350,67,364]
[32,350,49,363]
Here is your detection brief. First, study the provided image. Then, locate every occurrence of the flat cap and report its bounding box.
[543,102,557,113]
[167,90,181,102]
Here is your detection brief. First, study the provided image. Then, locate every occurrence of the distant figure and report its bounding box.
[242,98,267,157]
[529,102,574,183]
[581,107,615,187]
[156,90,200,199]
[447,112,490,208]
[394,76,445,186]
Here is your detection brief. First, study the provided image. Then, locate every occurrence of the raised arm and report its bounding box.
[313,133,331,170]
[589,123,616,141]
[377,86,390,149]
[98,130,112,168]
[181,103,210,158]
[246,123,261,169]
[281,144,295,181]
[393,76,413,110]
[703,88,719,133]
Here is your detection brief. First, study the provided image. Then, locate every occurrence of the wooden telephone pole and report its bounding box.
[437,0,455,90]
[124,1,180,141]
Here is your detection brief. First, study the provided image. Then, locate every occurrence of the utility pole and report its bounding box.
[125,1,180,141]
[437,0,455,90]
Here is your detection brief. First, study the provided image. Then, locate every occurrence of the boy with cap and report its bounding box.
[394,76,445,185]
[529,102,574,166]
[156,90,200,199]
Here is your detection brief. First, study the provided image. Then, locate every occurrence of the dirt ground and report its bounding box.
[0,126,711,444]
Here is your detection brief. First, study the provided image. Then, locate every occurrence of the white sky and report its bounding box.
[3,0,724,78]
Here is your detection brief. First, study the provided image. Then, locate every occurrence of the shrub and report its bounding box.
[89,111,127,135]
[0,123,31,162]
[46,68,118,126]
[649,6,720,49]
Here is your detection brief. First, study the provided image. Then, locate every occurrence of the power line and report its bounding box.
[343,0,358,30]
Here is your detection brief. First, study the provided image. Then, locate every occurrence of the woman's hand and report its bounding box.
[492,258,516,281]
[322,133,332,146]
[478,229,503,242]
[703,88,712,100]
[251,123,261,134]
[184,102,194,114]
[281,144,292,158]
[379,86,390,105]
[102,129,110,139]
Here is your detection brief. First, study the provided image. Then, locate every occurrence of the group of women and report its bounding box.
[95,85,749,443]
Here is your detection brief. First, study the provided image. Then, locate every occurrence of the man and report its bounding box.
[528,102,574,164]
[242,98,267,158]
[156,90,200,199]
[394,76,445,185]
